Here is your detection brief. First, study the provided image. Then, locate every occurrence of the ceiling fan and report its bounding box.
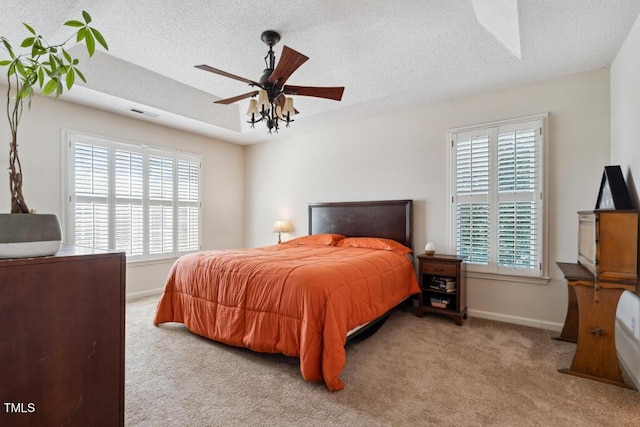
[195,30,345,133]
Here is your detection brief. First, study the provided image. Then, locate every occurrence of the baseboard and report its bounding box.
[126,288,164,301]
[468,309,563,332]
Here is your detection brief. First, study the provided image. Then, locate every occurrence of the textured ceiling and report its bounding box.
[1,0,639,145]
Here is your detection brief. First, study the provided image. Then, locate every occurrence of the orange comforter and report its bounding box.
[153,243,419,391]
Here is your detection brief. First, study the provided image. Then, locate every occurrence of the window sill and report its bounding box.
[126,256,180,267]
[466,271,550,285]
[125,250,200,266]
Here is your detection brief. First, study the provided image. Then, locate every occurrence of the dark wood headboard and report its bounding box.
[308,200,413,250]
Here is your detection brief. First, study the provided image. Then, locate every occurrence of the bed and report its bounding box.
[153,200,420,391]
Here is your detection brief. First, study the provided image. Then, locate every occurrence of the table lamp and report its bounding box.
[273,220,291,243]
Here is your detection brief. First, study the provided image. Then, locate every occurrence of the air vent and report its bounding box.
[129,108,159,118]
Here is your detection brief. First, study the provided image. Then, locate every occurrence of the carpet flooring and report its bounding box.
[125,296,640,426]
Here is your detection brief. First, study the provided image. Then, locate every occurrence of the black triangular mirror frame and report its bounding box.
[595,165,633,210]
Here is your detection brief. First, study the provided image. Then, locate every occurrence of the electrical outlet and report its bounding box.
[632,317,637,336]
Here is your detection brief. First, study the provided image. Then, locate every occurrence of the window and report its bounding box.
[449,114,547,279]
[63,131,201,261]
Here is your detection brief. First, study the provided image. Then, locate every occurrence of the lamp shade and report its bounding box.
[246,98,258,116]
[282,97,295,115]
[273,220,291,233]
[257,89,269,109]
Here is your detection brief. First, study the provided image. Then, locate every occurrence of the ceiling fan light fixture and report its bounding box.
[282,97,295,115]
[257,89,269,109]
[246,98,259,116]
[197,30,343,134]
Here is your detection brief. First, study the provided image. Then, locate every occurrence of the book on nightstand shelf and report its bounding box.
[428,276,457,292]
[430,296,451,308]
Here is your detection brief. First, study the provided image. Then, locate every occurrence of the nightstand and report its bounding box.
[416,253,467,325]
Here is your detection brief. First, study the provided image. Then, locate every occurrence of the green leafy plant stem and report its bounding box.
[1,11,108,213]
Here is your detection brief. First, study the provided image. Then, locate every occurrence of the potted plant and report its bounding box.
[0,11,108,258]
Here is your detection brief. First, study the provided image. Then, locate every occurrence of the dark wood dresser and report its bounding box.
[0,244,125,426]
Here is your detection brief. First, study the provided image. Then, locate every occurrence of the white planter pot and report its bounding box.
[0,213,63,258]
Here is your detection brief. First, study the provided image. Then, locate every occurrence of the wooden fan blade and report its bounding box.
[195,64,261,86]
[283,85,344,101]
[267,46,309,86]
[214,91,259,105]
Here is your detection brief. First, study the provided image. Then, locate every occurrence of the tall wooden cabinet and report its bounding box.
[557,209,638,389]
[0,245,126,426]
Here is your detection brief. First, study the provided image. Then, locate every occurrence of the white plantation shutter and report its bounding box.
[73,141,110,250]
[148,154,174,255]
[455,130,490,266]
[177,158,200,252]
[495,124,540,273]
[456,203,489,264]
[115,148,144,255]
[65,131,201,261]
[451,116,545,278]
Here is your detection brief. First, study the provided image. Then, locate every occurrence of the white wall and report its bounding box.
[245,69,611,329]
[612,14,640,211]
[0,92,245,297]
[611,11,640,390]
